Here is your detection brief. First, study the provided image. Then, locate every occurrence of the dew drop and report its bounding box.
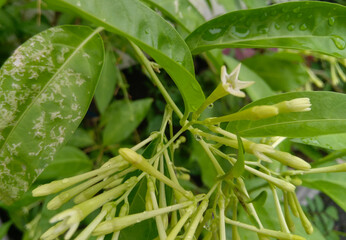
[257,24,268,34]
[209,28,221,35]
[231,25,250,38]
[284,14,290,21]
[145,29,150,34]
[293,7,300,13]
[299,23,308,31]
[194,135,202,141]
[331,35,346,50]
[328,17,335,26]
[208,103,214,109]
[274,23,281,30]
[287,24,295,31]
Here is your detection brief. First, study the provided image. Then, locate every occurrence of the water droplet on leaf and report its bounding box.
[287,24,295,31]
[328,17,335,26]
[274,23,281,30]
[257,25,268,34]
[293,7,300,13]
[208,103,214,109]
[194,135,202,141]
[299,23,308,31]
[331,35,346,50]
[231,26,250,38]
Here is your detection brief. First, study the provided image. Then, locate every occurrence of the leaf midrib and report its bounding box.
[236,118,346,135]
[0,26,100,153]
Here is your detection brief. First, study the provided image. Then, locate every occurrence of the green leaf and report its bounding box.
[231,135,245,178]
[190,135,217,188]
[301,172,346,211]
[141,0,205,33]
[46,0,205,113]
[214,0,242,12]
[242,52,309,91]
[246,190,267,206]
[94,50,119,114]
[227,92,346,137]
[37,146,92,181]
[0,220,12,239]
[67,127,95,148]
[0,0,6,8]
[223,55,274,101]
[291,133,346,150]
[0,25,104,204]
[186,2,346,58]
[325,206,338,221]
[102,99,153,145]
[119,139,159,240]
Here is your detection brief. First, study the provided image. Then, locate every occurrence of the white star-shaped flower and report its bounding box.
[221,64,254,98]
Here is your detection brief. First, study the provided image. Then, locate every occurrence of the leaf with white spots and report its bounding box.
[0,25,104,204]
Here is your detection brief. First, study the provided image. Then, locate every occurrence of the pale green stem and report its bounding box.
[74,205,110,240]
[231,194,240,240]
[269,184,290,233]
[166,204,195,240]
[74,176,123,204]
[283,163,346,175]
[147,176,167,239]
[199,139,225,175]
[93,201,194,235]
[130,41,183,119]
[283,192,295,232]
[159,157,168,229]
[218,195,226,240]
[236,178,263,229]
[224,218,305,240]
[183,199,209,240]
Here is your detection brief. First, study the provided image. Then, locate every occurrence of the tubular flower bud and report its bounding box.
[274,98,311,113]
[204,105,279,124]
[265,150,311,170]
[119,148,192,198]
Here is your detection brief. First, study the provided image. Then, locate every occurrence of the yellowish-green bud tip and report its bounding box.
[275,98,311,113]
[119,148,143,165]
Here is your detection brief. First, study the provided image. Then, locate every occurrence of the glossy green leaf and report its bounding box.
[291,133,346,150]
[0,26,104,204]
[94,50,119,114]
[0,220,12,239]
[102,99,153,145]
[242,52,309,91]
[223,55,274,101]
[191,135,217,188]
[227,92,346,137]
[231,135,245,178]
[301,172,346,211]
[186,2,346,58]
[46,0,205,113]
[119,139,159,240]
[67,128,95,148]
[246,190,267,206]
[141,0,205,33]
[37,146,92,181]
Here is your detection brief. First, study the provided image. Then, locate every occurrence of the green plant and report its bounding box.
[0,0,346,239]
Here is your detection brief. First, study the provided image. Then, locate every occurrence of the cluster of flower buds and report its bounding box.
[32,64,346,240]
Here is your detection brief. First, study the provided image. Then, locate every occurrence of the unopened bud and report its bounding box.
[274,98,311,113]
[265,150,311,170]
